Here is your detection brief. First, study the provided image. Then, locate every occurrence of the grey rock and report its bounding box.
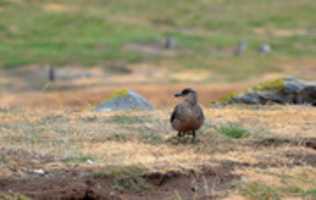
[96,90,154,112]
[224,77,316,106]
[258,43,271,54]
[233,93,261,104]
[283,78,305,94]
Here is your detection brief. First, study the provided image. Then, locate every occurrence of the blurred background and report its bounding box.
[0,0,315,109]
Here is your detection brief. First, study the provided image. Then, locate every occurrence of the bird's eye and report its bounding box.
[182,89,189,95]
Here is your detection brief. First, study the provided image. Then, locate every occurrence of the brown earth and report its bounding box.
[0,163,237,200]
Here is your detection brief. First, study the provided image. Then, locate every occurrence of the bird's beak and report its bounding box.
[174,93,183,97]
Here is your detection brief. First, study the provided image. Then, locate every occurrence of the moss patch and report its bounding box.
[0,193,30,200]
[107,89,129,101]
[252,79,285,92]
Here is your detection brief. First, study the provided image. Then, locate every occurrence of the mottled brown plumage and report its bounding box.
[170,88,204,139]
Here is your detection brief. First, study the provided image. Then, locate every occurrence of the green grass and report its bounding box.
[240,174,316,200]
[216,123,250,139]
[1,0,316,80]
[241,182,281,200]
[283,187,316,199]
[0,193,30,200]
[304,188,316,198]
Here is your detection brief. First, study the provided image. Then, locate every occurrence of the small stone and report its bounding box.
[258,43,271,54]
[86,159,95,165]
[48,65,55,82]
[164,36,176,49]
[32,169,45,175]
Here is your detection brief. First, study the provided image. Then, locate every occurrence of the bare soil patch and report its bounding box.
[0,165,238,200]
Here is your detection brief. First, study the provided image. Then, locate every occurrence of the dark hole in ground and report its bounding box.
[0,164,238,200]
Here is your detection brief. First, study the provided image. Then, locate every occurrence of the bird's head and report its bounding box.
[174,88,198,105]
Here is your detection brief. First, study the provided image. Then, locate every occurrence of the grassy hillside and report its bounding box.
[1,0,316,80]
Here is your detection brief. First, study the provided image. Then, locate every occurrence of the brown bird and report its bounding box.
[170,88,204,139]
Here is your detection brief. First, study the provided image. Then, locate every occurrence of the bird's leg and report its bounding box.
[177,131,182,138]
[192,130,196,141]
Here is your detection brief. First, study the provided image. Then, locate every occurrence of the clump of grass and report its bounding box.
[304,189,316,198]
[216,123,249,139]
[94,165,151,192]
[280,186,316,198]
[0,193,30,200]
[252,79,285,92]
[240,182,281,200]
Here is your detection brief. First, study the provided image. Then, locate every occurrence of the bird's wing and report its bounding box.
[170,104,181,123]
[197,105,205,121]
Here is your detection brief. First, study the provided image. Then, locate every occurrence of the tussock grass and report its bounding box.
[216,123,250,139]
[240,182,281,200]
[0,193,30,200]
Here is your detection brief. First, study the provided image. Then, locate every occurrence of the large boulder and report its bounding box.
[219,77,316,106]
[96,89,154,112]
